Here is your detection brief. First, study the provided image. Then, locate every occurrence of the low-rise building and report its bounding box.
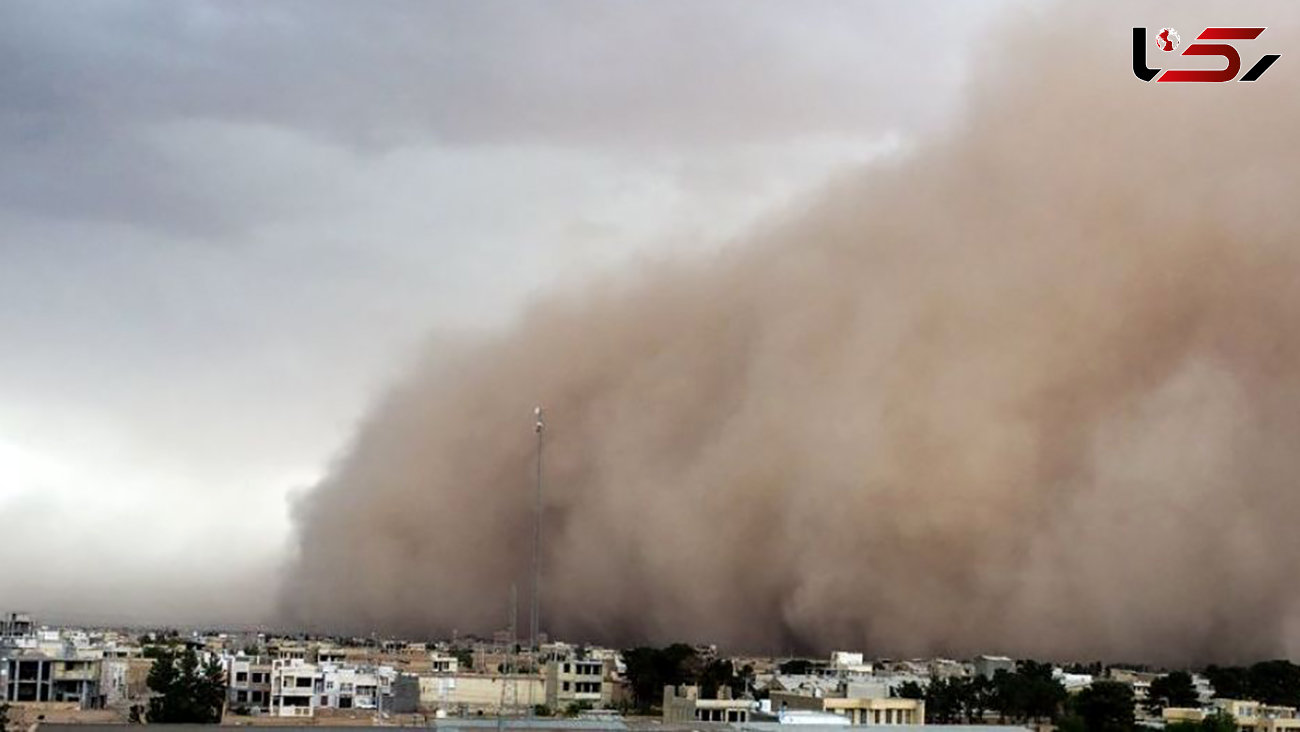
[418,673,545,715]
[430,652,460,674]
[663,684,758,723]
[1164,700,1300,732]
[1,655,104,708]
[545,658,612,710]
[770,689,925,725]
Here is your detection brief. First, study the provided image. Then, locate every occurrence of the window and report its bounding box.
[236,691,248,703]
[296,677,313,688]
[252,672,265,683]
[563,681,570,691]
[236,672,248,683]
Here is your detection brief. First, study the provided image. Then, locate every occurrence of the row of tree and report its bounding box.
[1204,661,1300,707]
[142,647,227,723]
[621,643,754,712]
[895,661,1065,724]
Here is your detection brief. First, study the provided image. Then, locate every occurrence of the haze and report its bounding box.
[6,1,1299,665]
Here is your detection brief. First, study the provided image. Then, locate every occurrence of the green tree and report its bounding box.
[146,647,226,723]
[1200,710,1239,732]
[1204,665,1248,700]
[1072,681,1134,732]
[621,644,700,712]
[894,681,925,700]
[1165,711,1235,732]
[1019,661,1068,722]
[698,659,743,698]
[926,678,963,723]
[1247,660,1300,707]
[777,658,814,675]
[963,674,993,723]
[1149,671,1199,711]
[987,664,1066,723]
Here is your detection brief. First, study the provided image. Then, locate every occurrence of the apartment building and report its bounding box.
[270,659,321,717]
[545,658,612,709]
[226,657,273,713]
[267,658,400,718]
[1,656,104,707]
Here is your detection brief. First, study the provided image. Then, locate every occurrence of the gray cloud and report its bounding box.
[1,2,1009,625]
[0,1,1003,234]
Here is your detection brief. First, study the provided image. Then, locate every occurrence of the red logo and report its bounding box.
[1133,27,1281,82]
[1156,28,1180,52]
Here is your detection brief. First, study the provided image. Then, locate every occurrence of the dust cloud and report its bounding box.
[281,4,1300,663]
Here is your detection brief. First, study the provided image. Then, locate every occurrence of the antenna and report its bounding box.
[528,406,544,715]
[499,584,519,730]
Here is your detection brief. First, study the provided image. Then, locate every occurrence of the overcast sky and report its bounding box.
[0,1,1019,626]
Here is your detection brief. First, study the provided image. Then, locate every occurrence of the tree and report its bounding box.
[1166,711,1236,732]
[146,647,226,723]
[987,664,1066,723]
[1149,671,1199,711]
[698,659,743,699]
[1072,681,1134,732]
[894,681,925,700]
[925,678,963,724]
[621,644,700,712]
[1247,660,1300,707]
[963,674,993,723]
[1,700,10,731]
[777,658,814,675]
[1204,665,1248,700]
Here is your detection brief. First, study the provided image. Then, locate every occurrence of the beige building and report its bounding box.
[226,657,273,713]
[1166,700,1300,732]
[544,658,612,710]
[771,690,925,725]
[418,673,544,715]
[663,684,757,723]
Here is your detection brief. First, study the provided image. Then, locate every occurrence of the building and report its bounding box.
[270,659,321,717]
[770,689,925,725]
[1,613,35,639]
[828,653,873,675]
[226,656,273,713]
[1,656,104,707]
[663,684,757,723]
[267,659,401,718]
[418,673,545,715]
[545,658,612,710]
[430,652,460,674]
